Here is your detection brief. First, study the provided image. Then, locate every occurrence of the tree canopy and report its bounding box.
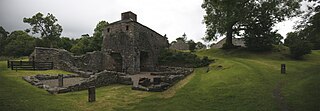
[0,26,9,55]
[3,31,35,57]
[202,0,301,49]
[23,12,63,47]
[91,21,109,51]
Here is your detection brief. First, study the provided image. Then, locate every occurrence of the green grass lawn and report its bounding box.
[0,49,319,111]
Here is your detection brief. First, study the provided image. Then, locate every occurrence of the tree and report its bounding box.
[202,0,301,49]
[70,34,92,55]
[90,21,108,51]
[187,40,197,52]
[196,42,206,50]
[23,12,63,48]
[243,7,284,51]
[285,32,313,59]
[176,33,187,42]
[0,26,9,56]
[4,31,35,57]
[299,12,320,49]
[57,37,75,51]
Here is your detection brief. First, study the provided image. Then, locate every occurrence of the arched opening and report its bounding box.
[140,51,149,71]
[110,53,123,72]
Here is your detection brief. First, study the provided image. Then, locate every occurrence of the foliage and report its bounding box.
[57,37,76,51]
[23,12,63,47]
[70,35,92,55]
[243,5,284,51]
[91,21,109,51]
[3,31,35,57]
[296,12,320,49]
[187,40,197,52]
[202,0,301,49]
[158,49,212,68]
[285,32,313,59]
[196,42,206,50]
[176,33,187,42]
[70,21,108,54]
[305,12,320,49]
[170,41,177,45]
[0,26,9,56]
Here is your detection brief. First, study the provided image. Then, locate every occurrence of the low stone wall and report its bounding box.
[23,66,194,93]
[29,47,117,73]
[23,70,125,94]
[131,66,194,92]
[66,70,121,92]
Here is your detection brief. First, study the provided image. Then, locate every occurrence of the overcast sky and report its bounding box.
[0,0,299,43]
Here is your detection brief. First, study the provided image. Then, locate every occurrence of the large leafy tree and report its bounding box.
[57,37,76,51]
[202,0,301,49]
[70,34,92,55]
[284,32,313,59]
[0,26,9,55]
[243,5,284,51]
[4,31,35,57]
[298,0,320,49]
[23,12,63,47]
[91,21,108,51]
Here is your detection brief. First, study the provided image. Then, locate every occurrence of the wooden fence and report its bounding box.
[7,60,53,71]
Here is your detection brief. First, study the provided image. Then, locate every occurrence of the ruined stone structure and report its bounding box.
[211,37,246,49]
[29,47,115,73]
[102,11,169,74]
[169,39,189,50]
[27,11,194,93]
[31,11,169,74]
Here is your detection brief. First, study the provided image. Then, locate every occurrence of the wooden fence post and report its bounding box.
[281,64,286,74]
[33,61,35,70]
[11,61,13,70]
[58,74,63,87]
[51,62,54,69]
[88,86,96,102]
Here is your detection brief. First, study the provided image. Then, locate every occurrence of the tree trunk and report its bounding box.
[223,24,234,49]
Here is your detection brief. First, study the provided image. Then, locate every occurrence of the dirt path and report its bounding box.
[273,81,290,111]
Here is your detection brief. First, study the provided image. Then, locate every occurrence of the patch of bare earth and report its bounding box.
[273,81,290,111]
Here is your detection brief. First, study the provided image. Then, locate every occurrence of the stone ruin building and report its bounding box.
[26,11,193,93]
[169,39,190,50]
[211,37,246,49]
[102,11,169,74]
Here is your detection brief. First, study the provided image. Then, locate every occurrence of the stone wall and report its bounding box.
[23,70,124,94]
[102,12,169,74]
[211,37,246,49]
[29,47,117,73]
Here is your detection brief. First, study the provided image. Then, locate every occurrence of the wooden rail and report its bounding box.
[7,60,53,71]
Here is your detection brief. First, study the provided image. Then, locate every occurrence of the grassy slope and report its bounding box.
[116,49,320,111]
[0,49,319,111]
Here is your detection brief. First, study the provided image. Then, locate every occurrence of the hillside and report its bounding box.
[0,49,319,111]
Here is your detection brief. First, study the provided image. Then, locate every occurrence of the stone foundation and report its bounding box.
[23,66,193,94]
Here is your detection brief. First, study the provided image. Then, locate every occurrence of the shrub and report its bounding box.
[158,49,212,68]
[285,32,313,59]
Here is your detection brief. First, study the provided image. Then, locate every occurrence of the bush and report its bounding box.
[158,49,212,68]
[289,41,313,59]
[285,32,313,59]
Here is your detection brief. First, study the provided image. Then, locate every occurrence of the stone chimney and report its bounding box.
[121,11,137,21]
